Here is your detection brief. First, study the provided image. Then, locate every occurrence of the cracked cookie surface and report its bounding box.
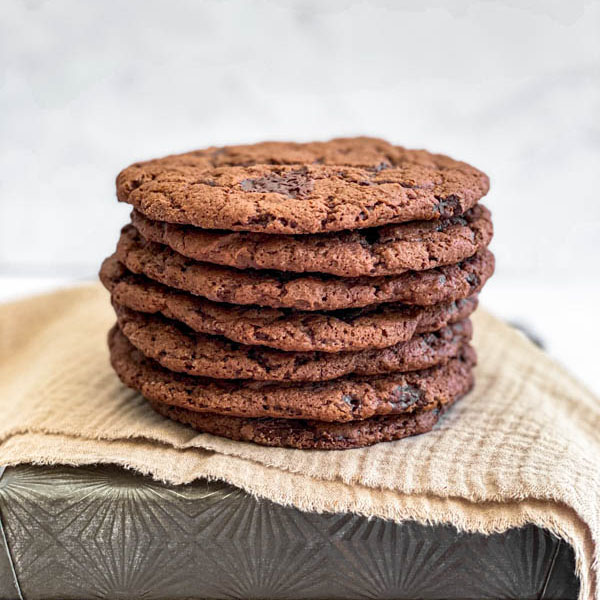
[131,204,493,277]
[117,137,489,234]
[100,254,479,352]
[114,301,472,381]
[109,325,476,423]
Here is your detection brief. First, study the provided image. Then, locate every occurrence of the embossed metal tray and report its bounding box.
[0,464,578,600]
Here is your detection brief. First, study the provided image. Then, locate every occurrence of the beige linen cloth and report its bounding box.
[0,283,598,598]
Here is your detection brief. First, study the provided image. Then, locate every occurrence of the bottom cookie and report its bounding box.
[149,397,464,450]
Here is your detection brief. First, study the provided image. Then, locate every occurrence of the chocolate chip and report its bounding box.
[466,273,480,287]
[342,394,361,411]
[374,161,392,172]
[245,213,275,227]
[389,385,424,410]
[240,168,314,198]
[435,195,462,217]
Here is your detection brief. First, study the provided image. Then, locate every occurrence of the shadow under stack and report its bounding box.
[100,137,494,449]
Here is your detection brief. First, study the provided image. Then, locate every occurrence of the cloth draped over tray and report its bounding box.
[0,284,598,600]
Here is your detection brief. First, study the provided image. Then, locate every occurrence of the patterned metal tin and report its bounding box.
[0,464,579,600]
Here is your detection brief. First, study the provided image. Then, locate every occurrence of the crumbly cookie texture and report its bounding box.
[115,225,494,311]
[109,325,476,423]
[117,137,489,234]
[114,301,472,381]
[100,254,479,352]
[130,204,493,277]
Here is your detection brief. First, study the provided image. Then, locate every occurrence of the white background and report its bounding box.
[1,0,599,391]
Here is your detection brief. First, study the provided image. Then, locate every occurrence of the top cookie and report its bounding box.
[117,137,489,234]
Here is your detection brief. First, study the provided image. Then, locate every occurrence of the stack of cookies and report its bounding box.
[100,138,494,450]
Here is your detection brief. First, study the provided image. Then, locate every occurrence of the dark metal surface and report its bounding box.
[0,464,579,600]
[0,468,22,600]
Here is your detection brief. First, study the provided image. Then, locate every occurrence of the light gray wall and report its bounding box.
[1,0,599,284]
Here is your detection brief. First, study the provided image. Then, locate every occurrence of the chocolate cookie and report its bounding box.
[114,301,473,381]
[109,325,476,423]
[100,255,479,352]
[115,225,494,310]
[130,204,493,277]
[117,137,489,234]
[118,137,488,195]
[150,400,459,449]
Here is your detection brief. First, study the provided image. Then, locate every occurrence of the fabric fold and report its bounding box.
[0,284,598,599]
